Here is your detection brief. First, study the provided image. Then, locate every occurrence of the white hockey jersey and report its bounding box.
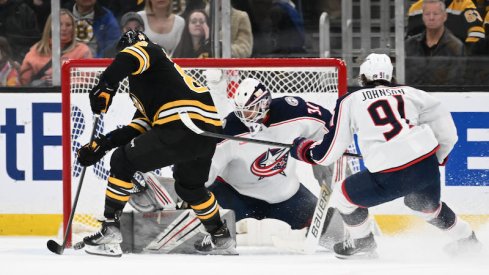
[206,96,332,203]
[309,85,458,172]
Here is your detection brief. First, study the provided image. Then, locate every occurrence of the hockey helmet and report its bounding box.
[116,30,149,51]
[233,78,271,133]
[359,53,393,85]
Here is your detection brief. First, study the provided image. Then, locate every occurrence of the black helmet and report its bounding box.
[116,30,149,51]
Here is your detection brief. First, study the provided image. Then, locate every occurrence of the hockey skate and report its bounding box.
[83,219,123,257]
[333,233,378,259]
[194,222,238,255]
[444,231,482,256]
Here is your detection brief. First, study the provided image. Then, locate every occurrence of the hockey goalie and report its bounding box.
[126,78,350,253]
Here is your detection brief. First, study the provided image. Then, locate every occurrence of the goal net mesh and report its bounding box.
[63,58,348,244]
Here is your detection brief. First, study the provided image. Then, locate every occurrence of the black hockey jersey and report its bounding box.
[100,40,222,134]
[407,0,485,47]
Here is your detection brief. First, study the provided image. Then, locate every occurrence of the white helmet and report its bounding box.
[233,78,271,133]
[359,53,393,85]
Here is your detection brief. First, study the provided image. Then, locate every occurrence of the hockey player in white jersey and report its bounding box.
[205,78,339,243]
[290,53,482,259]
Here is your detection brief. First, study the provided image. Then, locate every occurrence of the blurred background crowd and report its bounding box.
[0,0,488,88]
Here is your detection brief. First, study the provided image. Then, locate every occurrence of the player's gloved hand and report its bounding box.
[89,80,117,114]
[77,134,113,167]
[290,137,316,164]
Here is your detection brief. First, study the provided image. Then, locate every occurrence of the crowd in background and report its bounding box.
[0,0,488,87]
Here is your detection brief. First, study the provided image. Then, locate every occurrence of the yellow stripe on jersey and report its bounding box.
[187,112,222,126]
[153,113,222,126]
[129,117,152,133]
[133,43,150,69]
[121,43,150,75]
[159,100,218,113]
[121,48,145,74]
[108,177,134,189]
[152,99,221,126]
[106,190,130,202]
[129,122,147,133]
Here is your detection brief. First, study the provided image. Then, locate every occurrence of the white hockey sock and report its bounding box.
[445,217,472,241]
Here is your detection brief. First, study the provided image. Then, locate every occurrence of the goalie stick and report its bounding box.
[302,156,346,254]
[178,112,362,159]
[47,115,101,255]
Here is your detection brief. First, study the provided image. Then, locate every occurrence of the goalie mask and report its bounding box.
[359,53,393,86]
[233,78,271,134]
[116,30,149,51]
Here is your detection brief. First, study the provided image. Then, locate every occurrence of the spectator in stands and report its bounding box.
[405,0,466,85]
[19,9,92,86]
[138,0,185,56]
[180,0,207,21]
[103,11,145,58]
[229,4,253,58]
[26,0,51,29]
[0,36,19,87]
[64,0,121,58]
[98,0,146,20]
[248,0,305,56]
[206,1,253,57]
[407,0,486,55]
[0,0,41,63]
[173,10,211,58]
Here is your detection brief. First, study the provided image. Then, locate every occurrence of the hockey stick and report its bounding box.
[303,182,332,254]
[47,114,101,255]
[179,111,362,159]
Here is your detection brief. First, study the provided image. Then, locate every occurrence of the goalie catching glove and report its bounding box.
[290,137,316,164]
[77,134,114,167]
[89,80,118,114]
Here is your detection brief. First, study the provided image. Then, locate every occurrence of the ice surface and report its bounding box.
[1,226,488,275]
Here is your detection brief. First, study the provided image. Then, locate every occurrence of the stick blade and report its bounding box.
[178,112,203,134]
[47,239,64,255]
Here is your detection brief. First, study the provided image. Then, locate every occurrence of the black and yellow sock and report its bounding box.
[191,192,223,233]
[104,176,134,219]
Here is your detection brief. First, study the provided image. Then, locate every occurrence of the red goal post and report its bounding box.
[61,58,347,246]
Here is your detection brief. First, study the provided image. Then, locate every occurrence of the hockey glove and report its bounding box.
[89,80,117,114]
[290,137,316,164]
[77,134,113,167]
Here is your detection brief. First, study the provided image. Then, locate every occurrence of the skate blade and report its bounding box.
[334,250,378,260]
[196,247,239,255]
[196,240,239,255]
[85,243,122,257]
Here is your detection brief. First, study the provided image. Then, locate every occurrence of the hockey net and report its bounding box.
[61,58,348,246]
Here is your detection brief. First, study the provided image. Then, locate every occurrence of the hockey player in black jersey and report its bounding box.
[76,30,235,256]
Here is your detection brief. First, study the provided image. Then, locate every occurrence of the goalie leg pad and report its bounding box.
[129,172,180,212]
[236,218,293,246]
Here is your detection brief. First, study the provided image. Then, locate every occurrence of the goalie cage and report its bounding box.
[61,58,350,247]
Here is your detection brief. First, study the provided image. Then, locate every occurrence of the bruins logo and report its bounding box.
[130,93,147,117]
[75,19,94,43]
[464,10,482,23]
